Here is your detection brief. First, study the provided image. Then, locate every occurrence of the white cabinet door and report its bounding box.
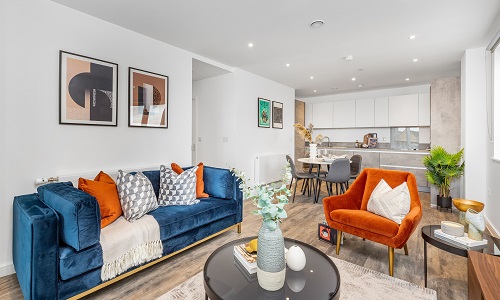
[388,94,419,126]
[418,93,431,126]
[374,97,389,127]
[355,98,375,127]
[312,102,334,128]
[333,100,356,128]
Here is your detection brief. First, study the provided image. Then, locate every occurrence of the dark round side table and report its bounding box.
[203,236,341,300]
[421,225,487,287]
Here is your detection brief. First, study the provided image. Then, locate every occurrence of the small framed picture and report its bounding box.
[59,51,118,126]
[129,68,169,128]
[368,137,378,148]
[272,101,283,129]
[318,223,338,244]
[258,98,271,128]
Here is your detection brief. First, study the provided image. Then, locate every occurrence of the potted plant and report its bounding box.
[422,146,465,209]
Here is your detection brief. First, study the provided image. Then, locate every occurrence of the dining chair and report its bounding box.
[315,158,351,203]
[347,154,362,188]
[286,155,317,203]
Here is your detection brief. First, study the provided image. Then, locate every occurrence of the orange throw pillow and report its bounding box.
[78,171,123,228]
[171,162,209,198]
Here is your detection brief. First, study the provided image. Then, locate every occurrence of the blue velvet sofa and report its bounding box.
[12,166,243,299]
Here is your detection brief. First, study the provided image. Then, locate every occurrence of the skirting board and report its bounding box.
[0,263,15,278]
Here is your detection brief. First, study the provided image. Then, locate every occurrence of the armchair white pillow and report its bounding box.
[367,179,410,224]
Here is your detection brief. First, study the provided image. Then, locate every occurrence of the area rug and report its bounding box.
[157,256,436,300]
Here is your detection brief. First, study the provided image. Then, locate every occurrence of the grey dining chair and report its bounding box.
[315,158,351,203]
[286,155,317,203]
[347,154,362,188]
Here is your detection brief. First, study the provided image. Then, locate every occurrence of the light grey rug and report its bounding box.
[158,256,436,300]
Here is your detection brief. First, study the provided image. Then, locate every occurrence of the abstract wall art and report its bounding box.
[59,51,118,126]
[129,68,169,128]
[258,97,270,128]
[272,101,283,129]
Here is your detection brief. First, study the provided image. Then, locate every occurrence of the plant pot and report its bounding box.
[437,195,452,212]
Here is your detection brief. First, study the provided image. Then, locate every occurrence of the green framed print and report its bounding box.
[258,97,271,128]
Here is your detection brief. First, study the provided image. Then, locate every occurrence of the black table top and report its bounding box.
[421,225,488,257]
[203,236,341,300]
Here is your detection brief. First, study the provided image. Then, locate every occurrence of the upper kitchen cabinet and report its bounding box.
[418,93,431,126]
[388,94,419,126]
[374,97,389,127]
[355,98,375,127]
[312,102,334,128]
[333,100,356,128]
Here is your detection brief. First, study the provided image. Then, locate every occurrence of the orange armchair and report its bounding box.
[323,168,422,276]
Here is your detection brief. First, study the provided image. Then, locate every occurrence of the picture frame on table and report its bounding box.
[59,51,118,126]
[272,101,283,129]
[128,67,169,128]
[368,137,378,149]
[258,97,271,128]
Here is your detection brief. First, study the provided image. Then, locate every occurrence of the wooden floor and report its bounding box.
[1,184,471,300]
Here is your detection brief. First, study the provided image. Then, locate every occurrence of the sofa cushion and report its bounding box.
[149,197,237,241]
[37,182,100,251]
[59,243,103,281]
[330,209,399,238]
[203,166,234,199]
[116,171,158,222]
[158,165,199,206]
[367,179,410,224]
[172,162,209,198]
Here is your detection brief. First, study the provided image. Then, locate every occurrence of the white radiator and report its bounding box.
[254,154,288,184]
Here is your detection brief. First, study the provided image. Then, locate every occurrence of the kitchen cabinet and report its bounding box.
[379,152,429,191]
[333,100,356,128]
[418,93,431,126]
[312,102,334,128]
[388,94,419,126]
[353,151,379,170]
[355,98,375,127]
[374,97,389,127]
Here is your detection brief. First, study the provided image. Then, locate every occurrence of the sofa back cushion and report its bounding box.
[203,166,234,199]
[37,182,100,251]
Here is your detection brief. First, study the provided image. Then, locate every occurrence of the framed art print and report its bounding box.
[258,97,270,128]
[129,68,169,128]
[272,101,283,129]
[59,51,118,126]
[318,223,337,244]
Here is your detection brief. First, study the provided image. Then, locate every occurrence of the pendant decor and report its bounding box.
[257,221,286,291]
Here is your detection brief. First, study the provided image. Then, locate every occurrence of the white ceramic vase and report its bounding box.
[309,143,317,160]
[465,208,485,241]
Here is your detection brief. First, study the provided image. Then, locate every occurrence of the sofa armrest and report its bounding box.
[13,194,58,300]
[233,176,243,223]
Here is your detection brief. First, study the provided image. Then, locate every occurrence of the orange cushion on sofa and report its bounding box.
[78,171,122,228]
[171,162,209,198]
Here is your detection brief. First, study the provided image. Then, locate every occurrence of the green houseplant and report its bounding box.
[422,146,465,208]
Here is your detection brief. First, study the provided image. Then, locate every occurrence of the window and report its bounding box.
[390,127,419,150]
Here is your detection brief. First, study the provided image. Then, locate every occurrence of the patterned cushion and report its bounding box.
[367,179,410,224]
[158,165,199,206]
[116,170,158,222]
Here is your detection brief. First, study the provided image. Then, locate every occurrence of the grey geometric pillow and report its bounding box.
[158,165,199,206]
[116,170,158,222]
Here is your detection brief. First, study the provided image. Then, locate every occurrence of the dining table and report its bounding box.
[297,157,347,203]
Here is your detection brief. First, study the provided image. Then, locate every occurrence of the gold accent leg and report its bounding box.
[336,231,342,255]
[237,223,242,234]
[404,243,408,255]
[388,246,394,276]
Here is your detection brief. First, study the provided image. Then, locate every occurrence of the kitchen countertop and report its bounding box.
[318,147,430,155]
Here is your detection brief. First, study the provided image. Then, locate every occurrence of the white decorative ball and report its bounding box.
[286,245,306,271]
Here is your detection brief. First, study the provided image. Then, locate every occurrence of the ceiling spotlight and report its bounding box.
[345,55,354,61]
[314,90,317,93]
[286,63,290,67]
[409,35,416,40]
[351,77,356,81]
[248,43,254,48]
[310,76,314,79]
[358,84,363,88]
[413,58,418,62]
[406,78,410,81]
[310,20,324,28]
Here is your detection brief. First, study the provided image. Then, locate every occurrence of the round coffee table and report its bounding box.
[203,236,340,300]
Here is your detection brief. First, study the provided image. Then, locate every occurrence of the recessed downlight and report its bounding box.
[286,63,290,67]
[248,43,254,48]
[413,58,418,62]
[358,84,363,88]
[310,76,314,79]
[351,77,356,81]
[314,90,317,93]
[310,20,324,28]
[406,78,410,81]
[345,55,354,61]
[409,35,416,40]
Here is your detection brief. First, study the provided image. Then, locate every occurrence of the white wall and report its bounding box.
[461,48,499,235]
[1,0,194,276]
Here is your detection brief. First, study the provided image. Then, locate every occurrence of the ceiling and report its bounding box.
[51,0,500,98]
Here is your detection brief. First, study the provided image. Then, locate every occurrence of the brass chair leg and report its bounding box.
[404,243,408,255]
[388,246,394,276]
[237,223,242,233]
[336,231,342,255]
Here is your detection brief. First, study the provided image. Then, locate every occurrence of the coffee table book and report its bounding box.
[233,244,257,274]
[434,229,487,249]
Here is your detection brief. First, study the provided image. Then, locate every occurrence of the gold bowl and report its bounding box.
[452,198,485,212]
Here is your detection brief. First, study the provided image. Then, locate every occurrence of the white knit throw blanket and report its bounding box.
[100,215,163,281]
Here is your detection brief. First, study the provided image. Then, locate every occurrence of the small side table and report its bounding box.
[421,225,487,287]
